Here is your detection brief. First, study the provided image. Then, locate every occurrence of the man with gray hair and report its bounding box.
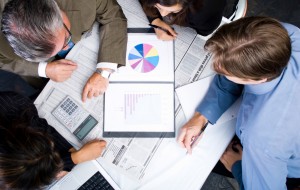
[0,0,127,101]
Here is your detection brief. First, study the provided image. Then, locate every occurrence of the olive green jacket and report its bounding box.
[0,0,127,77]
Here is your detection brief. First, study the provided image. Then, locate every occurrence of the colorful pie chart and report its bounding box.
[128,43,159,73]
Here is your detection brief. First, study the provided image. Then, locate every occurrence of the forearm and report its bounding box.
[197,75,243,124]
[96,0,127,65]
[70,140,107,164]
[0,56,39,77]
[98,21,127,65]
[147,15,162,24]
[139,0,162,23]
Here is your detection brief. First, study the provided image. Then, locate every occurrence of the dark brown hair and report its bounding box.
[205,16,291,81]
[0,123,63,189]
[141,0,203,25]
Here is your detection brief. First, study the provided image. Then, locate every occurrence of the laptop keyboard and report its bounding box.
[77,171,115,190]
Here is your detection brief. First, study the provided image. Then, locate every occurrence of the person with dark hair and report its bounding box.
[177,16,300,189]
[0,0,127,101]
[139,0,227,40]
[0,91,107,190]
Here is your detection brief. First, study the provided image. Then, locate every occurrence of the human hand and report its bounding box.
[177,112,208,154]
[82,72,109,102]
[151,18,177,41]
[220,142,243,172]
[46,59,77,82]
[56,171,69,180]
[70,140,107,164]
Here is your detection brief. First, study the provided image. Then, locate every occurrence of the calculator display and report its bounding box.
[73,115,98,140]
[52,96,99,141]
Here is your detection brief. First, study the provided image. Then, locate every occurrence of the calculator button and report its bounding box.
[52,96,92,136]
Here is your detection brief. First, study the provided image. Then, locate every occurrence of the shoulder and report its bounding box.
[0,92,35,121]
[282,23,300,50]
[55,0,93,10]
[0,0,13,21]
[0,0,10,12]
[0,0,24,58]
[282,22,300,34]
[0,91,30,105]
[282,23,300,77]
[0,31,16,58]
[55,0,115,11]
[187,0,226,35]
[192,0,226,13]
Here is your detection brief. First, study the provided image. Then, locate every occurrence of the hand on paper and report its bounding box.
[46,59,77,82]
[220,142,243,172]
[177,112,208,154]
[70,140,107,164]
[82,72,109,102]
[152,18,177,41]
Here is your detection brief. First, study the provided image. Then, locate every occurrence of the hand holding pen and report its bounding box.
[177,112,209,154]
[189,122,209,149]
[149,19,177,41]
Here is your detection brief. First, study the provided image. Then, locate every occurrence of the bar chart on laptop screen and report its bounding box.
[124,93,161,124]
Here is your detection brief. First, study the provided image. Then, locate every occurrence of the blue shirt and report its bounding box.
[196,23,300,189]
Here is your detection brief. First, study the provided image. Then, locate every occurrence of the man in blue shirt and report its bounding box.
[178,16,300,189]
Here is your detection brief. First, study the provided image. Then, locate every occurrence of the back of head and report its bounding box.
[0,123,63,189]
[205,16,291,81]
[1,0,63,62]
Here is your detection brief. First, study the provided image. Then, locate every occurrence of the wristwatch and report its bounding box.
[95,69,111,79]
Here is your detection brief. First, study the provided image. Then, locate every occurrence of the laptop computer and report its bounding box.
[49,160,120,190]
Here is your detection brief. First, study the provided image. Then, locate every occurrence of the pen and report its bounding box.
[190,122,209,148]
[148,24,173,36]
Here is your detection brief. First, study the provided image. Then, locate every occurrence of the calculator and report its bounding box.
[52,96,98,141]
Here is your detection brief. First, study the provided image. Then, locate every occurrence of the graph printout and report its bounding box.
[128,43,159,73]
[109,33,174,82]
[104,31,175,137]
[104,83,174,133]
[124,93,161,124]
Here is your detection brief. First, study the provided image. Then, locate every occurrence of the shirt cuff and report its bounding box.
[96,62,118,72]
[38,61,48,78]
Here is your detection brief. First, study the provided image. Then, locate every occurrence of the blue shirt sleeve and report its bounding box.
[196,75,243,124]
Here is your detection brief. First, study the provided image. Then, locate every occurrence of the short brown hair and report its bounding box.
[205,16,291,81]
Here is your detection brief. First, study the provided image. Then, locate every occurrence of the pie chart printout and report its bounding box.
[128,43,159,73]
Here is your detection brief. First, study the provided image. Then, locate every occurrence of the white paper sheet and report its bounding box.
[104,83,174,132]
[175,75,241,124]
[110,33,174,82]
[139,119,236,190]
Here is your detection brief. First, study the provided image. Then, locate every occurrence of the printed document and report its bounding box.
[104,32,175,137]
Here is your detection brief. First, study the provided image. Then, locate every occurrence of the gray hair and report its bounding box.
[1,0,63,62]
